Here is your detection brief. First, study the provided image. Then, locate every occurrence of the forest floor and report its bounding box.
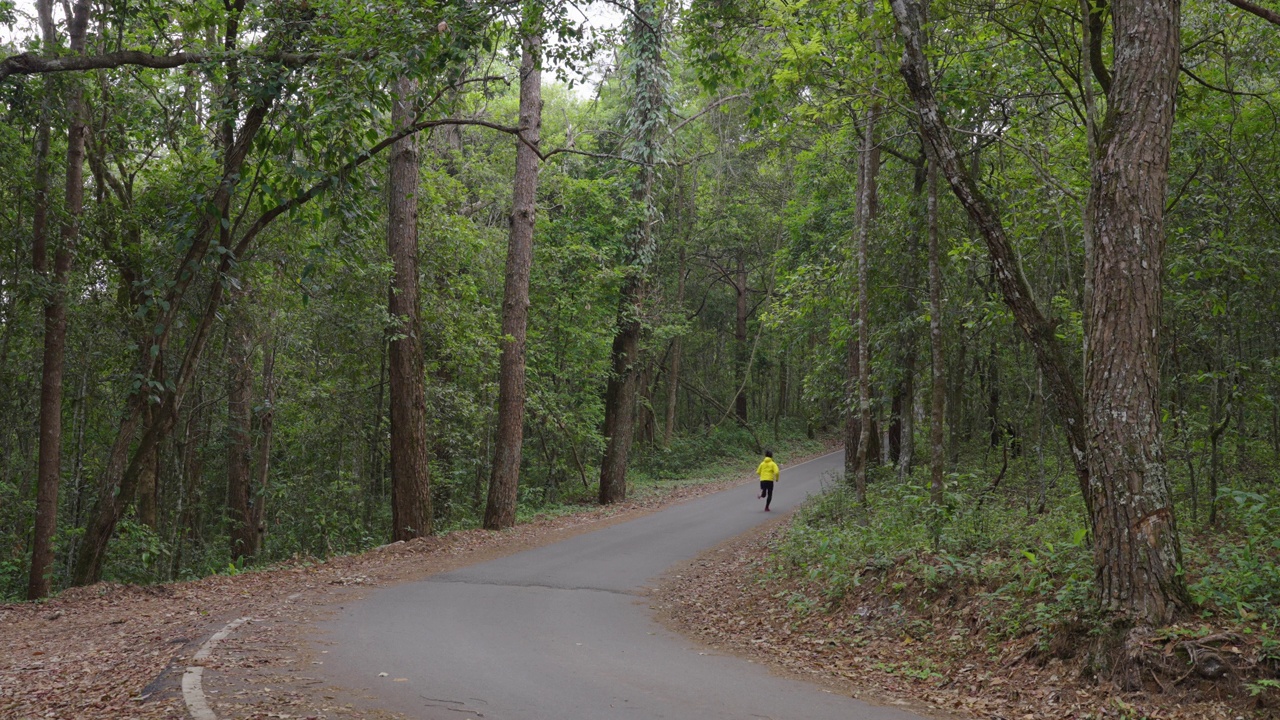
[658,521,1276,720]
[0,440,837,720]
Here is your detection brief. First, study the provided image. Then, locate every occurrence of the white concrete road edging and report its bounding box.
[182,616,250,720]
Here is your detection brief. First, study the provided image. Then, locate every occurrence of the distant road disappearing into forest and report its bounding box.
[315,449,929,720]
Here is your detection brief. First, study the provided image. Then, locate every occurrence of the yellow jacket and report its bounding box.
[756,457,779,482]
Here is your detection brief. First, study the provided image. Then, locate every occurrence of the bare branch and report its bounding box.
[667,93,749,136]
[1222,0,1280,26]
[0,48,333,81]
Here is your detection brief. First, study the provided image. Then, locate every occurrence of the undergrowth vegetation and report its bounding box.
[0,425,820,600]
[774,452,1280,682]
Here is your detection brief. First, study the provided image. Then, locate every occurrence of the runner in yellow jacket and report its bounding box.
[756,451,779,511]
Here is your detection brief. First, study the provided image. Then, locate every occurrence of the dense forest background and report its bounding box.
[1,0,1279,663]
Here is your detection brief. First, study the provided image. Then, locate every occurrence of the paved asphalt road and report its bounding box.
[315,449,929,720]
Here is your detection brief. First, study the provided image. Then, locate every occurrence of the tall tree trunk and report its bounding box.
[599,0,665,505]
[927,159,946,510]
[227,312,255,560]
[486,21,542,530]
[600,287,642,504]
[854,96,881,505]
[663,246,686,446]
[986,332,1001,448]
[895,354,916,477]
[1206,373,1229,528]
[135,403,160,528]
[365,339,386,525]
[895,154,923,478]
[387,75,432,540]
[1083,0,1189,623]
[734,254,749,423]
[29,0,90,600]
[844,305,862,480]
[249,336,277,557]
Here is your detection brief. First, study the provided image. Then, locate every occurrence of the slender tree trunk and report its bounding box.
[27,0,57,601]
[29,0,90,600]
[135,403,160,528]
[734,254,749,423]
[227,313,255,560]
[986,333,1001,448]
[844,303,862,480]
[638,366,659,445]
[1205,371,1229,528]
[896,350,916,477]
[366,339,387,525]
[895,155,923,477]
[927,159,945,509]
[486,21,542,530]
[63,362,89,574]
[663,246,685,446]
[387,75,432,540]
[249,336,276,557]
[1083,0,1189,623]
[854,98,881,505]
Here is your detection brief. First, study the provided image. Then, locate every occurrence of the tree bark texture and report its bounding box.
[250,336,277,556]
[854,100,881,503]
[599,293,642,504]
[663,245,686,446]
[227,314,255,559]
[895,158,928,478]
[927,159,946,509]
[734,254,749,423]
[1084,0,1189,623]
[29,0,90,600]
[485,27,542,530]
[889,0,1091,511]
[387,75,433,540]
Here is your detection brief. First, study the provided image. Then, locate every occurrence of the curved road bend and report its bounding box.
[315,450,930,720]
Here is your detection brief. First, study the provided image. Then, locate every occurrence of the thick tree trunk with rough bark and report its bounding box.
[386,75,432,541]
[1084,0,1189,623]
[599,289,642,504]
[29,0,90,600]
[485,26,542,530]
